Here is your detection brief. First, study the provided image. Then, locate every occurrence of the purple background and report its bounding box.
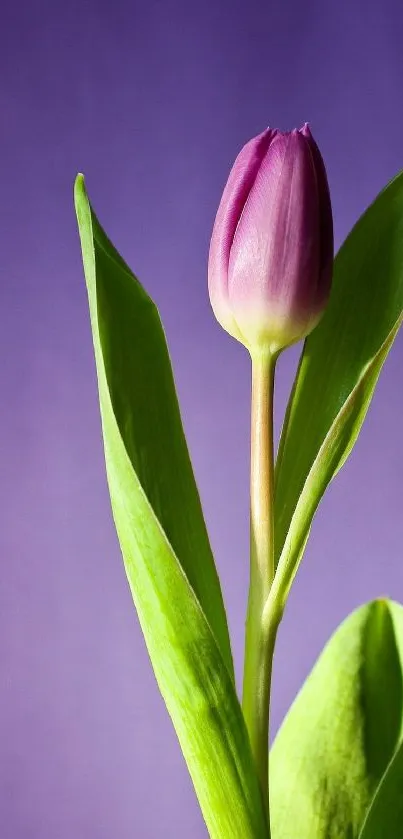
[2,0,403,836]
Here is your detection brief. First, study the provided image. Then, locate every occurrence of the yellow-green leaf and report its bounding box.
[270,599,403,839]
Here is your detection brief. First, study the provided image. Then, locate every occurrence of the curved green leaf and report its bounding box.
[273,172,403,604]
[270,599,403,839]
[74,175,268,839]
[358,740,403,838]
[75,176,233,677]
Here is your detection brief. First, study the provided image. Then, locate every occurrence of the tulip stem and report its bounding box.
[242,350,280,828]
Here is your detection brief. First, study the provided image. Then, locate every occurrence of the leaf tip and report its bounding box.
[372,597,391,611]
[74,173,87,208]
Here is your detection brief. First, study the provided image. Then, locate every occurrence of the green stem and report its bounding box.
[242,350,279,827]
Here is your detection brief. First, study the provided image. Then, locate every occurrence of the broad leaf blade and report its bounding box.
[270,599,403,839]
[358,741,403,838]
[74,176,268,838]
[274,172,403,585]
[76,176,233,678]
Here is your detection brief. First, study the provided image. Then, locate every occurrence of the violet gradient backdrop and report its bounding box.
[1,0,403,836]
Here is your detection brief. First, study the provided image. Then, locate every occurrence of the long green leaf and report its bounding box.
[272,172,403,604]
[358,740,403,838]
[74,175,268,839]
[75,176,233,677]
[270,599,403,839]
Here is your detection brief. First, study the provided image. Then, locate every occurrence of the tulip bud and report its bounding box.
[208,123,333,355]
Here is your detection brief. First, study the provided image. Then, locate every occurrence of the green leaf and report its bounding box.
[74,175,268,839]
[270,599,403,839]
[75,176,233,677]
[358,740,403,838]
[272,173,403,608]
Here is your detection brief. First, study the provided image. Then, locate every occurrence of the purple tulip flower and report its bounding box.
[208,123,334,354]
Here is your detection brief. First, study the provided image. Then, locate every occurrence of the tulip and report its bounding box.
[208,123,333,355]
[208,124,334,825]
